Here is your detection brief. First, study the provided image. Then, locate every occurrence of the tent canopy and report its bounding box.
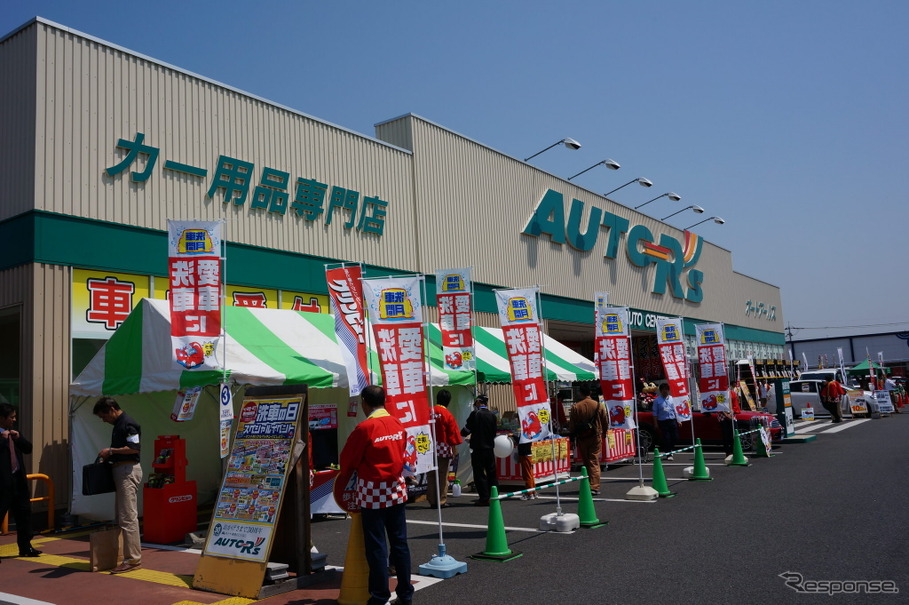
[847,360,890,374]
[71,299,596,397]
[425,324,595,383]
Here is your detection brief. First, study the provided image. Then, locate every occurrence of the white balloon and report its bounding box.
[493,434,514,458]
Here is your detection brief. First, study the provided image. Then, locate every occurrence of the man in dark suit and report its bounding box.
[0,403,41,558]
[460,395,498,506]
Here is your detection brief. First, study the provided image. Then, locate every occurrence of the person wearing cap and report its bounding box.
[460,395,497,506]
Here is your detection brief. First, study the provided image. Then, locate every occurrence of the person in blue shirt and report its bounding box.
[652,383,679,460]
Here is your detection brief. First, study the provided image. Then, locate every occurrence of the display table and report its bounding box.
[496,437,570,483]
[572,428,637,465]
[603,428,637,463]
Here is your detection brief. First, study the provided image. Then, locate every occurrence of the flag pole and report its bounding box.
[419,273,467,578]
[628,324,647,488]
[681,318,697,447]
[219,219,228,388]
[535,287,564,515]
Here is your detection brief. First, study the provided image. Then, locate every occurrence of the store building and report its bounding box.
[0,18,785,512]
[791,330,909,377]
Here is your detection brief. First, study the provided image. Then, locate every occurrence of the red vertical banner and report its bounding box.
[325,264,370,397]
[695,323,730,412]
[595,301,636,430]
[361,276,432,475]
[434,268,475,370]
[167,220,222,370]
[654,316,692,421]
[496,288,551,443]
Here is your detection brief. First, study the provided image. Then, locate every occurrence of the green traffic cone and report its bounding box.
[577,467,606,528]
[471,486,522,561]
[689,439,712,481]
[651,448,676,498]
[728,430,751,467]
[751,431,771,458]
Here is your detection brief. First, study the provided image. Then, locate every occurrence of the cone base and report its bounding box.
[625,485,659,501]
[418,554,468,578]
[539,512,580,532]
[725,454,750,466]
[580,521,608,529]
[470,550,523,562]
[658,491,677,498]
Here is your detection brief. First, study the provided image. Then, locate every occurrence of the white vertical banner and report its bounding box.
[361,276,433,475]
[695,323,730,412]
[654,317,692,422]
[596,304,636,430]
[435,268,475,370]
[495,288,551,443]
[167,220,223,371]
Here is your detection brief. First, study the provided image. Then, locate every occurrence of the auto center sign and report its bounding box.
[626,309,676,331]
[522,189,705,302]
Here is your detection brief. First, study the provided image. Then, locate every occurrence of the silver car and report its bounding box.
[787,379,876,419]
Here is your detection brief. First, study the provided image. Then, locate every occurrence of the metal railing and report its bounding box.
[2,473,55,534]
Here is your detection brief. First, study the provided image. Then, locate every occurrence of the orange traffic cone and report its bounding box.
[337,512,370,605]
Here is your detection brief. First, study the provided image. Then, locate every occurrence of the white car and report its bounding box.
[787,378,877,419]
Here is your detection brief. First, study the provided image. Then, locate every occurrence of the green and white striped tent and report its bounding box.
[71,298,596,396]
[425,324,596,384]
[68,298,595,519]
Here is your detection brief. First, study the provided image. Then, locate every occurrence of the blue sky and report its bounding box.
[3,0,907,340]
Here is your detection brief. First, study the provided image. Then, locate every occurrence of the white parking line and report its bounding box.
[819,419,871,433]
[794,419,827,429]
[795,421,840,433]
[0,593,55,605]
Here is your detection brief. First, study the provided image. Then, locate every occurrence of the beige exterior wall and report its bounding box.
[0,263,71,510]
[377,114,783,333]
[0,24,36,221]
[31,22,418,272]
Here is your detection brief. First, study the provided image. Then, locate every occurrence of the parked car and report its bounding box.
[798,368,850,384]
[788,378,877,419]
[635,409,782,452]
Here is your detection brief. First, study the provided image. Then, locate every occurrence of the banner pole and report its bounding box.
[628,336,647,488]
[470,271,479,397]
[683,319,696,447]
[219,219,228,387]
[421,276,446,545]
[535,287,563,515]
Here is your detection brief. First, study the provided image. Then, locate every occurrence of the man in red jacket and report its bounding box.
[337,385,413,605]
[427,389,463,509]
[821,378,846,423]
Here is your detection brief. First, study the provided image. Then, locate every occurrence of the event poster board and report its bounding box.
[874,390,894,414]
[847,389,868,415]
[204,394,302,560]
[194,389,305,598]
